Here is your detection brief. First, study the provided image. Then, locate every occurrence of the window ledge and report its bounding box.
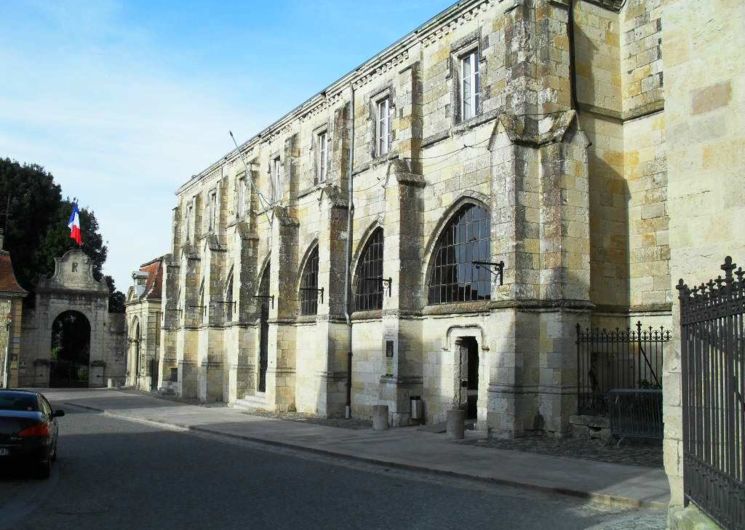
[351,310,383,321]
[422,300,493,316]
[296,315,317,324]
[453,109,497,135]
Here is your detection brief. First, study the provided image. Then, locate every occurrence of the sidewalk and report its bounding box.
[49,388,670,510]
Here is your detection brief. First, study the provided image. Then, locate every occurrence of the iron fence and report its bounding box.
[678,256,745,530]
[576,322,670,415]
[608,389,663,441]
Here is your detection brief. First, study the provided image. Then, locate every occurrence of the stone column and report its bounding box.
[314,185,349,417]
[379,160,425,426]
[265,206,299,412]
[177,246,200,399]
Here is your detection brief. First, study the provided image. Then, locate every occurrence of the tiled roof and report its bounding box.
[0,251,27,296]
[139,257,163,301]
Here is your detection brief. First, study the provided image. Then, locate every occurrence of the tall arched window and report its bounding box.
[225,271,234,322]
[428,204,491,304]
[299,246,319,316]
[354,228,384,311]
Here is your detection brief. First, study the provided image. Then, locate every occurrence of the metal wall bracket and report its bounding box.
[473,261,505,286]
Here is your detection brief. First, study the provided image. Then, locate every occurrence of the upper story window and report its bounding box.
[428,204,491,305]
[207,190,218,232]
[271,156,282,202]
[299,246,319,316]
[460,50,481,121]
[184,202,193,242]
[236,177,247,218]
[375,97,391,157]
[354,228,384,311]
[315,131,329,184]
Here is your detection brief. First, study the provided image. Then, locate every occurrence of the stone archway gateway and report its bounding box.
[17,248,127,388]
[50,310,91,387]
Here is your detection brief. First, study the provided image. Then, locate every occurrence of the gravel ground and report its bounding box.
[471,435,663,468]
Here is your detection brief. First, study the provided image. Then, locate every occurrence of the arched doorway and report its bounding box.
[456,337,479,420]
[50,310,91,388]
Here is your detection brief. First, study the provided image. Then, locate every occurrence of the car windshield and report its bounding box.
[0,393,38,412]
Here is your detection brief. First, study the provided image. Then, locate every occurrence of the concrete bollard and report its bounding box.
[447,409,466,439]
[372,405,389,431]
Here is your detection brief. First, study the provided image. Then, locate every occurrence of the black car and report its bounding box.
[0,389,64,478]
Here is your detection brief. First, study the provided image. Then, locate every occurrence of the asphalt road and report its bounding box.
[0,402,666,530]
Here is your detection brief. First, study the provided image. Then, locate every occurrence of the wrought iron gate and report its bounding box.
[678,257,745,530]
[576,322,669,415]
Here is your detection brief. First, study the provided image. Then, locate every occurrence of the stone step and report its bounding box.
[234,393,268,411]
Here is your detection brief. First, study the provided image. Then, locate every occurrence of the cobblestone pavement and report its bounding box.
[470,435,663,468]
[241,409,373,430]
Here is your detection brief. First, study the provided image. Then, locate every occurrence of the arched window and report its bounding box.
[354,228,384,311]
[299,246,319,316]
[225,271,234,322]
[428,204,491,304]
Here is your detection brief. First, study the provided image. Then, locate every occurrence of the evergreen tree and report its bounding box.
[0,158,125,312]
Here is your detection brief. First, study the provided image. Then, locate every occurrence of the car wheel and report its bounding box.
[34,459,51,479]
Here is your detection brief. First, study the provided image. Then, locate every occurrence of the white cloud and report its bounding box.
[0,0,269,289]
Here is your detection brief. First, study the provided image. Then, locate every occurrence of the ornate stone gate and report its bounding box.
[18,249,126,387]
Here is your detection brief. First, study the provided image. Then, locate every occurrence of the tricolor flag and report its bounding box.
[68,201,83,246]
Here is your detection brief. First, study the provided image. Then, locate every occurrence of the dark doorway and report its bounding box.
[457,337,479,419]
[50,311,91,388]
[149,359,158,392]
[258,264,270,393]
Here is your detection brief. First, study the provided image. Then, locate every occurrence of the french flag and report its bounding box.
[68,201,83,246]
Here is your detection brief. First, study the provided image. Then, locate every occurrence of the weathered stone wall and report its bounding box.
[661,0,745,524]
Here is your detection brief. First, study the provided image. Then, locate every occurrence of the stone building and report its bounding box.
[0,233,27,388]
[160,0,665,430]
[18,248,127,387]
[125,257,164,391]
[153,0,743,524]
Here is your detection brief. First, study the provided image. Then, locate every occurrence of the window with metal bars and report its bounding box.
[354,228,384,311]
[428,204,491,304]
[299,246,319,315]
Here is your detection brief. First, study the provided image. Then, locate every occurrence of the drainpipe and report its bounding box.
[567,0,579,111]
[343,84,356,419]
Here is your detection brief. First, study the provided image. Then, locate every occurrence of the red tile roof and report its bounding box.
[0,251,27,296]
[138,257,163,301]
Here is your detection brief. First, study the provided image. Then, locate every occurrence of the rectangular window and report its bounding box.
[185,203,193,242]
[376,97,391,157]
[271,156,282,202]
[316,131,328,183]
[207,191,218,232]
[460,50,480,121]
[236,177,247,218]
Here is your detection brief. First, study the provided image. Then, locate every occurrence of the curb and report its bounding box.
[63,401,668,511]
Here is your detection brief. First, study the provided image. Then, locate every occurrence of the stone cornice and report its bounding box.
[177,0,504,196]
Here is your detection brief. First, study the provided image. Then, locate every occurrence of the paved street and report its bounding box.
[0,395,666,530]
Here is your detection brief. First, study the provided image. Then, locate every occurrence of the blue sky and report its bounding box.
[0,0,453,290]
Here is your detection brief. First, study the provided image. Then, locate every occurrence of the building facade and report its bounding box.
[158,0,679,437]
[125,257,164,391]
